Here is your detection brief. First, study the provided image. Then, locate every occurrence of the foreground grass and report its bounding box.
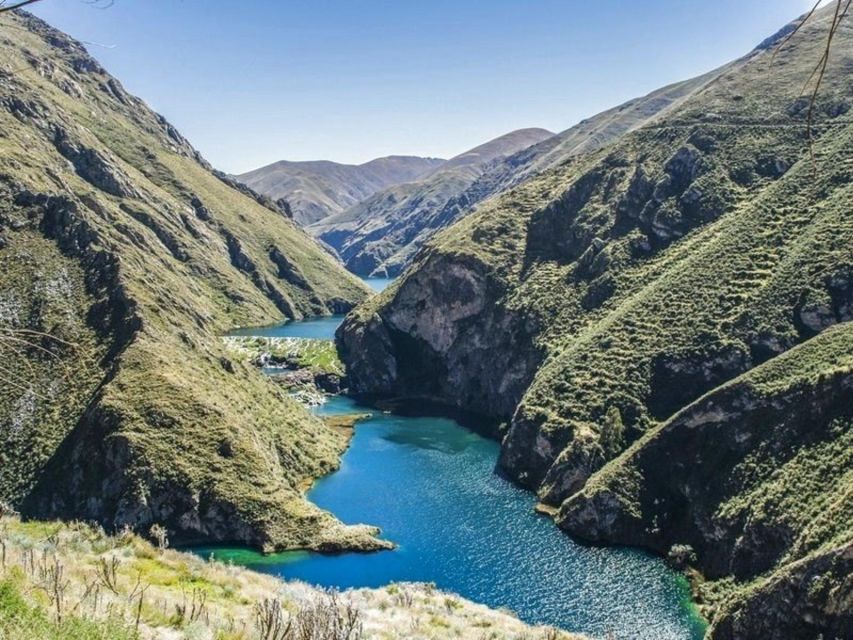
[0,516,581,640]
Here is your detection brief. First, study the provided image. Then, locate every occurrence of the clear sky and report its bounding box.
[27,0,819,174]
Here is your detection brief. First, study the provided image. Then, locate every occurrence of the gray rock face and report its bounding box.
[338,253,544,419]
[53,127,139,198]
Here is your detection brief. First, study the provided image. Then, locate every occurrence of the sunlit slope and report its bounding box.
[338,6,852,636]
[0,11,379,552]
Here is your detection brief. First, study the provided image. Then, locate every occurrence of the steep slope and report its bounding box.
[434,64,731,226]
[337,6,852,635]
[311,66,731,279]
[560,322,852,638]
[310,128,554,276]
[237,155,445,226]
[0,11,382,553]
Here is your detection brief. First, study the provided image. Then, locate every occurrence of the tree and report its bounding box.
[0,0,43,12]
[0,0,114,13]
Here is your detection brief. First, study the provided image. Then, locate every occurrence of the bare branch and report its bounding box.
[0,0,44,14]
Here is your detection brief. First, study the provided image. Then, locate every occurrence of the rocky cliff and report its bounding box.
[0,11,385,553]
[338,6,853,635]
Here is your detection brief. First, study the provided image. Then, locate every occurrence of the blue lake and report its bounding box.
[226,276,392,339]
[205,303,706,639]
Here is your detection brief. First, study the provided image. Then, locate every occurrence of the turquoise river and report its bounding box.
[206,281,706,639]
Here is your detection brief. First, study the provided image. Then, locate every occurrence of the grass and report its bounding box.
[0,516,582,640]
[0,11,374,554]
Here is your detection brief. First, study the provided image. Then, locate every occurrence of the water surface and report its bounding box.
[228,314,344,339]
[206,307,705,639]
[362,277,395,292]
[227,276,392,338]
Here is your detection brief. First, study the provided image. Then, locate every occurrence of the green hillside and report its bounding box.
[337,6,852,636]
[0,11,382,553]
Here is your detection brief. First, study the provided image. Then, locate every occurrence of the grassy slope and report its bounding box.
[339,6,852,634]
[0,12,380,552]
[558,322,852,635]
[0,517,580,640]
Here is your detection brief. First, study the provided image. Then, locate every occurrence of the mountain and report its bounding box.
[310,127,555,276]
[310,67,734,280]
[237,155,445,226]
[337,6,852,638]
[0,11,385,553]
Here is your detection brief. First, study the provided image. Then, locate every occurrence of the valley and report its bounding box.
[196,311,706,639]
[1,2,851,639]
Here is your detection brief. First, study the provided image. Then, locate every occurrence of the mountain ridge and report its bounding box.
[309,127,555,275]
[238,154,445,225]
[311,65,737,278]
[0,9,382,554]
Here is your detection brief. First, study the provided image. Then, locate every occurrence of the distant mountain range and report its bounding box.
[237,156,444,225]
[308,127,555,275]
[243,67,736,278]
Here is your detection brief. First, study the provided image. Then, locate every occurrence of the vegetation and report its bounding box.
[224,336,345,376]
[0,10,375,553]
[0,515,580,640]
[338,6,852,637]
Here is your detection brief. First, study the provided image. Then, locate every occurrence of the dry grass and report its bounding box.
[0,516,584,640]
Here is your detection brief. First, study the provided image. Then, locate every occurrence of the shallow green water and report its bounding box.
[202,305,706,639]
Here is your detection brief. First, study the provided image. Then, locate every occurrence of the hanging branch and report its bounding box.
[0,0,114,13]
[772,0,851,169]
[0,0,43,13]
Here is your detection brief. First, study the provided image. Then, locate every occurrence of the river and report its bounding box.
[205,283,706,639]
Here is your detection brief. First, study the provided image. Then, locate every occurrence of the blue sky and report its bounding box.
[29,0,818,173]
